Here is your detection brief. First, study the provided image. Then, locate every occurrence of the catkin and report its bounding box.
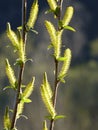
[5,59,16,87]
[62,6,74,27]
[22,77,35,99]
[40,85,56,118]
[43,72,53,99]
[43,120,48,130]
[45,20,56,47]
[58,48,71,79]
[27,0,38,30]
[54,30,63,59]
[4,107,11,130]
[7,23,19,49]
[47,0,57,11]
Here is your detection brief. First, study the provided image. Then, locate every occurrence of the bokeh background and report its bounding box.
[0,0,98,130]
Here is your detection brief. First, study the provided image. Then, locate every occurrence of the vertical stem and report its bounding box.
[11,0,27,129]
[60,0,63,15]
[49,1,63,130]
[22,0,27,45]
[53,59,60,109]
[49,59,60,130]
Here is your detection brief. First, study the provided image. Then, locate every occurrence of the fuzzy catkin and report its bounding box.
[7,23,19,49]
[5,59,16,87]
[16,102,24,119]
[62,6,74,27]
[54,30,63,59]
[43,72,53,99]
[40,85,56,118]
[47,0,57,11]
[18,37,26,63]
[58,48,71,79]
[27,0,38,30]
[45,20,56,47]
[22,77,35,99]
[4,107,11,130]
[43,120,48,130]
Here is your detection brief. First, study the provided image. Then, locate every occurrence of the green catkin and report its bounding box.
[45,21,63,59]
[43,120,48,130]
[43,72,53,99]
[5,59,16,87]
[40,85,56,118]
[27,0,38,30]
[58,48,71,79]
[17,77,35,119]
[4,106,11,130]
[62,6,74,27]
[45,20,56,47]
[47,0,57,11]
[18,36,26,63]
[54,30,63,59]
[16,102,24,119]
[22,77,35,99]
[6,23,19,49]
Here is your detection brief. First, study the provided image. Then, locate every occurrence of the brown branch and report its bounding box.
[11,0,27,129]
[49,1,64,130]
[49,59,60,130]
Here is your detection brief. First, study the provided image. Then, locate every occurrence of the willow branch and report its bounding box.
[49,59,60,130]
[49,1,63,130]
[11,0,27,129]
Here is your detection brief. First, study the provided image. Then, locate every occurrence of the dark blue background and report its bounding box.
[0,0,98,62]
[0,0,98,41]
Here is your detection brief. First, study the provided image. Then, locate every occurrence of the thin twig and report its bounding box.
[11,0,27,129]
[49,59,60,130]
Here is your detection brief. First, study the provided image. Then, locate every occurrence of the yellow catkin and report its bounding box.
[43,72,53,99]
[40,85,56,118]
[16,102,24,119]
[27,0,38,30]
[45,20,56,47]
[43,120,48,130]
[62,6,74,27]
[4,107,11,129]
[45,20,63,59]
[54,30,63,59]
[5,59,16,87]
[18,37,26,63]
[47,0,57,11]
[22,77,35,99]
[6,23,19,49]
[58,48,71,79]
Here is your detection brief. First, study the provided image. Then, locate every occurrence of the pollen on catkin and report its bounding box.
[45,20,56,47]
[22,77,35,99]
[40,84,56,118]
[54,30,63,59]
[16,102,24,119]
[62,6,74,27]
[43,72,53,99]
[43,120,48,130]
[6,23,19,49]
[27,0,38,30]
[58,48,71,80]
[18,37,26,63]
[47,0,57,11]
[4,106,11,130]
[5,59,16,87]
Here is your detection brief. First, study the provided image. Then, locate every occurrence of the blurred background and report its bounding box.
[0,0,98,130]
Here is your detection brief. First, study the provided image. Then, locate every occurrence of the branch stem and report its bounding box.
[11,0,27,129]
[49,1,63,130]
[49,59,60,130]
